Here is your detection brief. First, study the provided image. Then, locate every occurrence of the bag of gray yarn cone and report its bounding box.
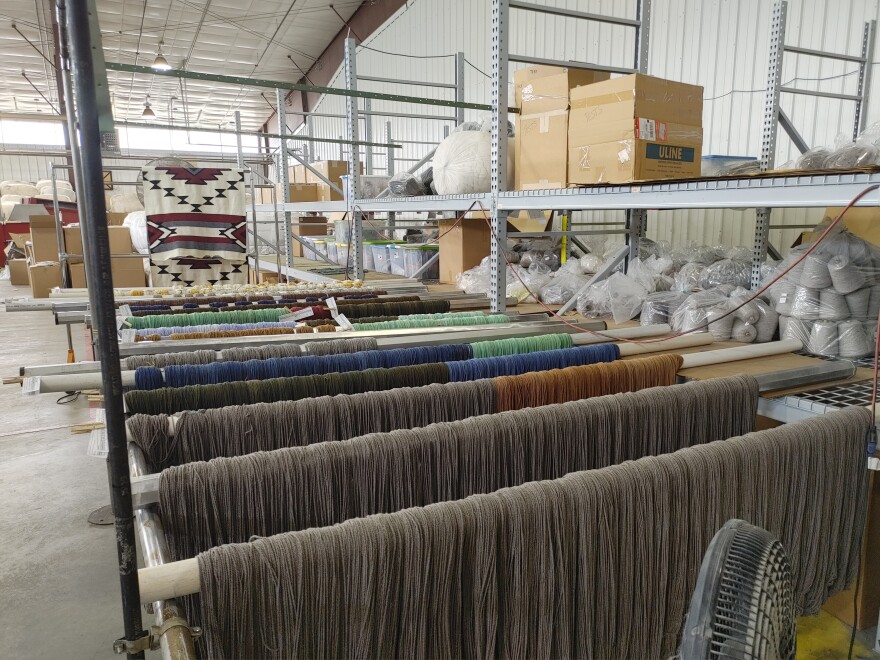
[838,320,873,358]
[808,320,839,357]
[706,305,734,341]
[754,299,779,343]
[818,290,850,321]
[828,255,866,294]
[869,285,880,319]
[774,281,796,316]
[800,254,832,289]
[731,318,757,343]
[863,319,877,347]
[846,287,871,318]
[790,286,820,320]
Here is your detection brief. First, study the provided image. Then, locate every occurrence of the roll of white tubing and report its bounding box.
[678,339,803,369]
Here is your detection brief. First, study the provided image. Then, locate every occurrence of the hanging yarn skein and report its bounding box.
[125,307,295,329]
[123,343,621,414]
[131,335,580,390]
[127,354,683,469]
[192,406,868,659]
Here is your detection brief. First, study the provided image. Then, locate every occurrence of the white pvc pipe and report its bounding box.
[617,333,714,356]
[40,325,677,393]
[679,339,803,369]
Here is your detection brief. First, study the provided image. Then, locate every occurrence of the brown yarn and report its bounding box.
[314,324,337,333]
[128,355,681,470]
[194,405,869,659]
[166,328,297,340]
[116,291,389,309]
[294,325,313,334]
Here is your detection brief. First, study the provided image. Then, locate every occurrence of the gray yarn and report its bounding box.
[162,376,759,562]
[818,289,850,321]
[304,337,379,355]
[846,287,871,318]
[863,320,877,347]
[869,285,880,319]
[781,317,812,345]
[219,344,302,362]
[790,286,820,320]
[808,320,839,357]
[774,281,796,316]
[838,320,873,358]
[754,299,779,343]
[800,254,832,289]
[123,350,217,370]
[706,306,734,341]
[828,255,866,294]
[731,319,757,343]
[195,406,869,660]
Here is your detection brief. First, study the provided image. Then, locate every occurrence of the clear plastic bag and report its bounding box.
[540,268,591,305]
[699,259,751,289]
[640,291,688,327]
[606,272,649,323]
[388,172,427,197]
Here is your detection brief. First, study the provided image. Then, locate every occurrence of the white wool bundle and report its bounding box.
[1,194,23,203]
[0,183,39,197]
[109,192,144,213]
[432,131,514,194]
[123,211,149,255]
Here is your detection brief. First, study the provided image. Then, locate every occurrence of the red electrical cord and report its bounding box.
[471,184,880,346]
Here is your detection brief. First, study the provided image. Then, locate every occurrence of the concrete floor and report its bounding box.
[0,280,121,659]
[0,276,879,659]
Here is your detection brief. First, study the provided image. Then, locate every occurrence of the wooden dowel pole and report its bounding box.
[139,558,200,604]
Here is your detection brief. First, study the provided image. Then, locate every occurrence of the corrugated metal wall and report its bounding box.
[303,0,880,255]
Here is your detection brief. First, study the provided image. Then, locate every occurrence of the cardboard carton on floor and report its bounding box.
[438,217,492,284]
[7,259,28,285]
[29,215,60,262]
[28,261,61,298]
[568,73,704,184]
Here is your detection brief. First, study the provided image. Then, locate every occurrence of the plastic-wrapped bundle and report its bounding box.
[846,287,871,318]
[674,262,704,292]
[826,142,880,169]
[795,147,833,170]
[388,172,427,197]
[699,259,751,290]
[671,289,729,335]
[800,254,832,289]
[753,299,780,343]
[432,131,514,194]
[639,291,688,327]
[774,281,797,316]
[706,305,735,341]
[419,167,435,195]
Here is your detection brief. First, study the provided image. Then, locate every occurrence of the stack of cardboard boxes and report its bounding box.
[260,160,364,203]
[63,224,147,290]
[5,233,29,285]
[514,66,704,187]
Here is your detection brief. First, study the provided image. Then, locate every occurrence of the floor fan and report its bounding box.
[678,519,796,660]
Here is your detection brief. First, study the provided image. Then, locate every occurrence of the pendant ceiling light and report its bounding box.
[142,98,156,119]
[152,40,172,71]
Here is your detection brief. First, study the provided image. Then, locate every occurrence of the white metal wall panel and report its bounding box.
[298,0,880,256]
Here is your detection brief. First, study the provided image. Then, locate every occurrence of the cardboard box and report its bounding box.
[7,259,28,285]
[515,66,611,114]
[280,183,322,203]
[305,160,349,188]
[516,110,569,190]
[29,215,60,262]
[568,73,704,184]
[291,215,328,257]
[107,213,127,226]
[289,165,308,183]
[63,225,133,257]
[68,257,146,289]
[824,207,880,247]
[438,218,492,284]
[27,262,61,298]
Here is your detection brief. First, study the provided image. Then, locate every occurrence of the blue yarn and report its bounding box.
[445,343,621,382]
[209,301,229,308]
[134,321,300,337]
[257,299,276,304]
[278,299,297,304]
[161,344,474,388]
[234,300,251,306]
[183,303,199,309]
[305,297,320,303]
[133,367,164,390]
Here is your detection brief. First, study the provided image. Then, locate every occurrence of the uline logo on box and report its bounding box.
[645,143,695,162]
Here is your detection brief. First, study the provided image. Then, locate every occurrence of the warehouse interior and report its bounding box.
[6,0,880,658]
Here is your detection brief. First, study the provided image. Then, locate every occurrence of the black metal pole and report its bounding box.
[60,1,147,656]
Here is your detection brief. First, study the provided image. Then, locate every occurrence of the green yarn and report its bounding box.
[470,333,574,358]
[125,308,290,329]
[352,314,511,331]
[401,311,486,320]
